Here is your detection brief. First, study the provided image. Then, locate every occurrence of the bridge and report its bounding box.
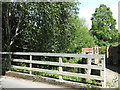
[1,76,65,88]
[0,52,106,88]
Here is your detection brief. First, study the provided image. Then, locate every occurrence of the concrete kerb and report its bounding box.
[5,71,102,89]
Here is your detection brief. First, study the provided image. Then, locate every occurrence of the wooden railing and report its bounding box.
[1,52,106,87]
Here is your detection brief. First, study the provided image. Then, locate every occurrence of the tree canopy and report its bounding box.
[90,4,119,46]
[2,2,79,52]
[68,17,95,53]
[2,1,95,53]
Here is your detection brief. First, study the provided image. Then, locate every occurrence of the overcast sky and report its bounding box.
[78,0,119,29]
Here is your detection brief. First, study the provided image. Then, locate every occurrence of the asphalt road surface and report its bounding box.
[1,76,65,88]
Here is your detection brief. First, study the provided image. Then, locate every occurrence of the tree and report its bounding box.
[2,2,35,51]
[31,2,80,53]
[90,4,119,46]
[2,2,80,52]
[68,16,95,53]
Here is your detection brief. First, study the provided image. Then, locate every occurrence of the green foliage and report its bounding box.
[2,2,94,54]
[119,34,120,42]
[90,4,119,46]
[17,62,27,67]
[117,86,120,90]
[112,75,118,87]
[2,2,33,51]
[2,2,80,53]
[86,79,100,87]
[68,17,95,53]
[63,76,82,82]
[62,57,68,63]
[99,46,106,54]
[62,57,82,64]
[11,68,29,73]
[107,75,118,88]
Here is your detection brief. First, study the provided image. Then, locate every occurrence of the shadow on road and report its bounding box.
[106,64,120,74]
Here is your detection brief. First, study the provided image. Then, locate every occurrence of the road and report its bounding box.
[1,76,65,88]
[106,64,119,87]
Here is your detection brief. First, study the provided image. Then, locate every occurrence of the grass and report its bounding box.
[11,67,101,86]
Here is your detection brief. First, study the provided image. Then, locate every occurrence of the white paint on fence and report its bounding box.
[1,52,106,87]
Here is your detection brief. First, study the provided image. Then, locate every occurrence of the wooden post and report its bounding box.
[106,45,110,64]
[59,57,63,81]
[94,45,99,64]
[87,58,91,75]
[103,55,106,88]
[101,56,106,87]
[9,54,11,71]
[30,55,32,75]
[87,58,91,81]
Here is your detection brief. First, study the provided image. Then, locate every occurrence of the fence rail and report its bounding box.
[1,52,106,87]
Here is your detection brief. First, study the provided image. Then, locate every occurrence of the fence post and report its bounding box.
[101,56,106,87]
[103,55,106,88]
[88,58,91,75]
[30,55,32,75]
[9,54,12,71]
[59,57,63,81]
[87,58,91,81]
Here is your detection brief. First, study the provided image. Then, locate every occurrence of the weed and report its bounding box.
[107,75,118,88]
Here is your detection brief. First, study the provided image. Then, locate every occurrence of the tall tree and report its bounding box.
[68,16,95,53]
[90,4,119,46]
[2,2,35,51]
[32,2,80,53]
[2,2,80,52]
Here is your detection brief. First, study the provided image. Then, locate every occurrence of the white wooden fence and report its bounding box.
[1,52,106,87]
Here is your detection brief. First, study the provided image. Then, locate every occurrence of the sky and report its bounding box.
[78,0,120,29]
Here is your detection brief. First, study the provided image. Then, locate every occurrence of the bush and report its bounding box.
[99,46,106,54]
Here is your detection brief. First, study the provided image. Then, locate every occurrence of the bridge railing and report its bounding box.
[0,52,106,87]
